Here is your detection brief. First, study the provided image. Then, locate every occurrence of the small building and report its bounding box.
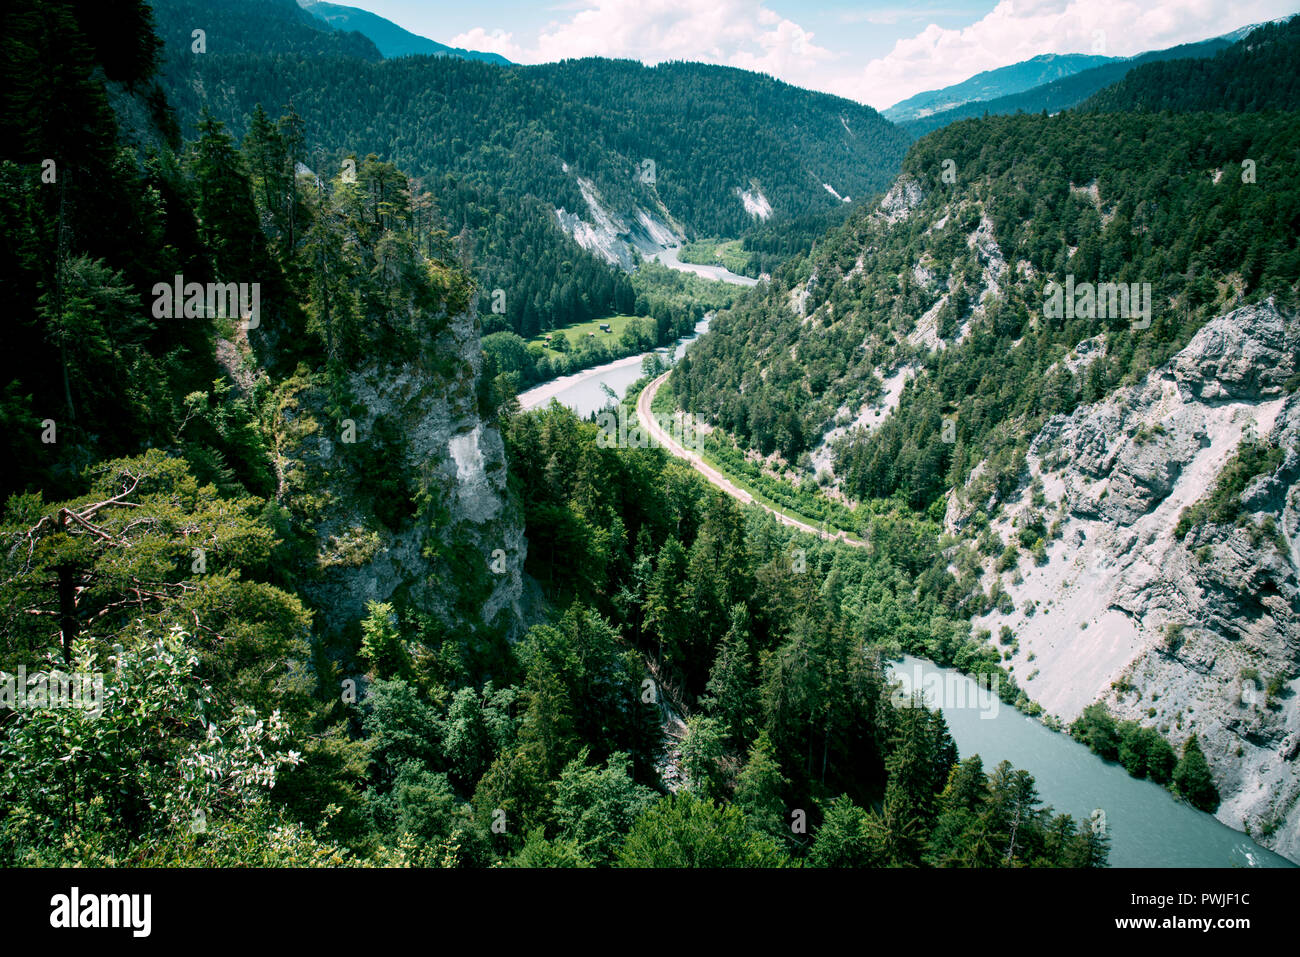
[599,323,611,333]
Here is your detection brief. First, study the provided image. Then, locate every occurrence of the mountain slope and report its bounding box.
[1084,17,1300,113]
[671,36,1300,859]
[1,0,527,848]
[884,53,1114,123]
[678,110,1300,501]
[959,301,1300,860]
[299,1,510,63]
[525,58,907,237]
[150,0,910,337]
[900,36,1233,137]
[149,0,380,60]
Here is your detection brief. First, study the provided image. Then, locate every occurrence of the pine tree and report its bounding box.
[733,731,789,842]
[809,795,884,867]
[880,699,955,865]
[1173,734,1220,812]
[703,603,757,746]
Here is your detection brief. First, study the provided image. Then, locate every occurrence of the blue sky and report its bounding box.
[332,1,1299,109]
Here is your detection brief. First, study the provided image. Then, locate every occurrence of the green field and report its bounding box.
[676,237,752,275]
[527,315,640,358]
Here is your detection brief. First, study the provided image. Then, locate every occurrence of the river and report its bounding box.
[516,255,1293,868]
[889,655,1293,868]
[517,243,755,416]
[651,244,759,286]
[516,313,712,417]
[517,242,754,416]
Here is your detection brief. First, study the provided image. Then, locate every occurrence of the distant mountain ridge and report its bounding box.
[883,53,1115,123]
[149,0,382,60]
[299,1,510,63]
[899,36,1233,137]
[895,16,1296,138]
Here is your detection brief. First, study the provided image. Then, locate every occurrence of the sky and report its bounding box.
[331,0,1300,109]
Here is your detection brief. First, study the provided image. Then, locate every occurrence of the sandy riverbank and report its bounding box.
[516,352,649,411]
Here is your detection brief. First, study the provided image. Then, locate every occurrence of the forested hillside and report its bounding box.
[0,0,1103,870]
[151,0,381,60]
[1084,16,1300,112]
[678,109,1300,510]
[668,23,1300,859]
[148,0,908,337]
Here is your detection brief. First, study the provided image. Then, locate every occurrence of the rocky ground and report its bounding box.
[950,299,1300,860]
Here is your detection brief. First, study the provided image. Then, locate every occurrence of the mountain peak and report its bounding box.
[298,0,510,63]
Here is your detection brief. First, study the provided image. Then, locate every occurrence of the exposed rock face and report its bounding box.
[965,213,1007,320]
[958,299,1300,861]
[274,301,525,643]
[877,176,923,224]
[555,172,684,270]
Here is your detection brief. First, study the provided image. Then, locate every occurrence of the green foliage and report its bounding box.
[680,715,731,801]
[360,677,442,788]
[0,628,302,864]
[1119,723,1177,783]
[442,682,517,792]
[932,758,1109,866]
[508,828,590,868]
[516,605,662,783]
[155,4,908,338]
[1072,702,1181,789]
[360,601,409,678]
[880,704,958,865]
[677,237,762,277]
[0,450,313,717]
[1085,19,1300,113]
[0,0,1142,869]
[733,732,790,842]
[1176,440,1284,538]
[1072,702,1122,760]
[617,792,788,867]
[699,431,860,531]
[808,795,884,867]
[1173,735,1221,812]
[551,749,658,865]
[703,603,759,746]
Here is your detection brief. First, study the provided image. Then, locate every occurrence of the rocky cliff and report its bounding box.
[268,300,525,648]
[952,299,1300,860]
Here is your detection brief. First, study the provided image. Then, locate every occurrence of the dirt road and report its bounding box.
[636,372,867,548]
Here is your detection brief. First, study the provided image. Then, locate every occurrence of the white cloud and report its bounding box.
[451,0,1298,113]
[452,0,834,80]
[837,7,974,26]
[835,0,1299,109]
[449,27,527,61]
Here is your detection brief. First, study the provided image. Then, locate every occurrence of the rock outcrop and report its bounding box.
[877,175,923,224]
[273,300,525,645]
[959,299,1300,861]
